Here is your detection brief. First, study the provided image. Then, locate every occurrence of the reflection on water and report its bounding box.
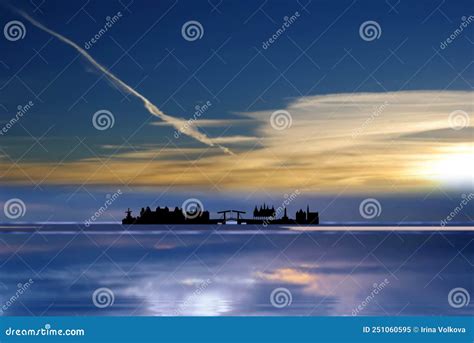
[0,225,472,316]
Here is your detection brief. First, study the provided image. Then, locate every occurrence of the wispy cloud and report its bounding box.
[256,268,317,285]
[150,119,254,128]
[211,136,258,144]
[1,91,471,192]
[17,10,233,155]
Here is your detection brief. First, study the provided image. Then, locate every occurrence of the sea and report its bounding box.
[0,224,472,316]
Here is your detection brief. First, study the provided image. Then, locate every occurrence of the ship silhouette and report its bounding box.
[122,204,319,225]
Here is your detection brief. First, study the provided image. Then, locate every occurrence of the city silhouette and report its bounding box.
[122,203,319,225]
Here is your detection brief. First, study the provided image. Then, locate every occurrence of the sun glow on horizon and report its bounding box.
[0,91,471,193]
[415,144,474,188]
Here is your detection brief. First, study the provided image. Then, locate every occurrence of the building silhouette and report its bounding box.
[122,203,318,225]
[295,205,319,224]
[253,204,276,219]
[123,205,210,224]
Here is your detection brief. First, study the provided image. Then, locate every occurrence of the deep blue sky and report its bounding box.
[0,0,472,222]
[1,0,472,141]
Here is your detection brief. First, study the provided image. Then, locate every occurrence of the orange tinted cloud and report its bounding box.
[1,91,471,193]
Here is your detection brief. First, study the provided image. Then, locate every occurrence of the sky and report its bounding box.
[0,0,472,222]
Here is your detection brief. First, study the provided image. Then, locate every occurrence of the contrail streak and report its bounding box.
[18,10,232,155]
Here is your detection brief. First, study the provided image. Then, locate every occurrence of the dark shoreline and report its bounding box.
[0,223,473,233]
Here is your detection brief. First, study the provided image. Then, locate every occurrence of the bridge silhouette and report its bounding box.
[122,204,319,225]
[217,210,247,224]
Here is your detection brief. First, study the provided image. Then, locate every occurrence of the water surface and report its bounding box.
[0,224,472,316]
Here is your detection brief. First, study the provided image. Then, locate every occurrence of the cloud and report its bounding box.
[98,146,208,160]
[256,268,317,285]
[150,119,254,128]
[17,10,233,155]
[255,267,322,294]
[211,136,258,144]
[1,91,471,192]
[399,127,474,142]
